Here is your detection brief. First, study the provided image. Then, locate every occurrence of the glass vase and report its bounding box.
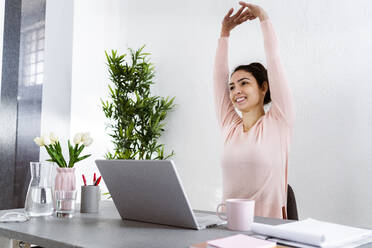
[24,162,54,217]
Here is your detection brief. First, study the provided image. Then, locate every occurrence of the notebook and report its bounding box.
[190,234,276,248]
[252,218,372,247]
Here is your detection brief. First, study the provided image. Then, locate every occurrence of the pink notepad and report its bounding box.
[207,234,276,248]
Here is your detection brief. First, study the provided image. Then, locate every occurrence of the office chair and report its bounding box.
[287,184,298,220]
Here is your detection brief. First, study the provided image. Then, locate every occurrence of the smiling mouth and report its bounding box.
[235,96,247,104]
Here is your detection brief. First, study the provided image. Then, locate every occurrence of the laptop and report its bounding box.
[95,159,226,230]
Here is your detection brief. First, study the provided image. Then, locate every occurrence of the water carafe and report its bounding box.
[24,162,54,216]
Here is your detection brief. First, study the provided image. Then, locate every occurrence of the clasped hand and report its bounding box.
[220,1,268,37]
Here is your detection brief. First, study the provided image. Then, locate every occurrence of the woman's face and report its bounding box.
[229,70,267,113]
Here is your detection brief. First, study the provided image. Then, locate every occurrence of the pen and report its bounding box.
[94,176,102,186]
[82,174,87,186]
[93,173,96,185]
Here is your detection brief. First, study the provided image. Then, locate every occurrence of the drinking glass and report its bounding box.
[55,190,77,218]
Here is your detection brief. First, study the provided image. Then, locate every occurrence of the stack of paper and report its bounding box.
[251,218,372,247]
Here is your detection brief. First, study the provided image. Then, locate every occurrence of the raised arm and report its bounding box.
[213,7,254,130]
[240,2,295,128]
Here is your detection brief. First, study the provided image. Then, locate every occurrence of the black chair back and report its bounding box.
[287,184,298,220]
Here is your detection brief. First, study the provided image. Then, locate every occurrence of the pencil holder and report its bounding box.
[80,186,100,213]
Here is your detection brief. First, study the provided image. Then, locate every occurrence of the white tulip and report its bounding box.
[73,133,83,145]
[83,137,93,147]
[42,135,51,146]
[81,132,89,141]
[49,132,59,144]
[34,137,44,146]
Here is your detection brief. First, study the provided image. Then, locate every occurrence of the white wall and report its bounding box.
[42,0,73,140]
[281,1,372,227]
[70,0,113,200]
[41,0,74,182]
[42,0,372,227]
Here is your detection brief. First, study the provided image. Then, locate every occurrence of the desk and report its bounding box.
[0,201,371,248]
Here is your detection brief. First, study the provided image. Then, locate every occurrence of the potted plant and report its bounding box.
[101,46,175,160]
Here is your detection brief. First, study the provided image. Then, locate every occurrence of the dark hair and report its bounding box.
[231,63,271,105]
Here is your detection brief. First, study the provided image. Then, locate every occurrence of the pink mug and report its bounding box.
[216,199,255,231]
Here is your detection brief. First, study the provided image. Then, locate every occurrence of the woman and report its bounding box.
[213,2,294,219]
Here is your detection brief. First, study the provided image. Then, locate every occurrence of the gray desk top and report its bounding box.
[0,201,371,248]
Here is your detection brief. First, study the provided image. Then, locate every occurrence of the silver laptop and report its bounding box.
[95,159,225,230]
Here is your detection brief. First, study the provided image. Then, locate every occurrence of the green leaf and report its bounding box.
[75,154,91,163]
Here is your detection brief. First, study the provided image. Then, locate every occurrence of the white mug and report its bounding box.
[216,199,255,231]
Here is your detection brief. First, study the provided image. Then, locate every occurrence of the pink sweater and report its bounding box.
[213,20,295,219]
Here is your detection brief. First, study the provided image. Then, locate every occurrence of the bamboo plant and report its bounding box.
[101,46,175,160]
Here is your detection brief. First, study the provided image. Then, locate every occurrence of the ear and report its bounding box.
[261,81,268,94]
